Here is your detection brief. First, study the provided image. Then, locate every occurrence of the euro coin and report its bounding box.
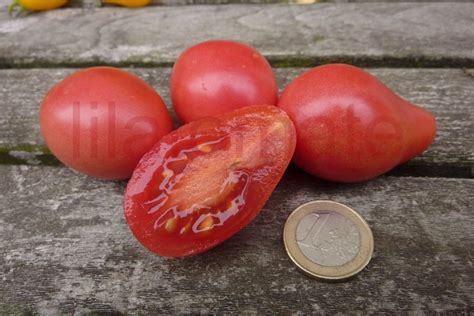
[283,200,374,281]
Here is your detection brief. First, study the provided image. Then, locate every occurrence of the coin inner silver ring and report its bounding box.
[296,211,361,267]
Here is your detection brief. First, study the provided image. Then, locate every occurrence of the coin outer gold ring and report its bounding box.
[284,200,374,281]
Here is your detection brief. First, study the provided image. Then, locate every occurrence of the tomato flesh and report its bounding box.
[124,105,296,257]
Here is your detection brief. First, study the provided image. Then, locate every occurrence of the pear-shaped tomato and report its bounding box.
[124,105,296,257]
[278,64,436,183]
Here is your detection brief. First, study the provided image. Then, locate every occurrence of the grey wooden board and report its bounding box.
[0,68,472,177]
[3,0,462,10]
[0,165,472,313]
[5,0,469,8]
[1,0,315,8]
[0,3,473,68]
[1,0,306,8]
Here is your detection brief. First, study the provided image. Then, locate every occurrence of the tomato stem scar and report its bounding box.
[8,0,20,15]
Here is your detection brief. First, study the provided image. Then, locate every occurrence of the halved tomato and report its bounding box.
[124,105,296,257]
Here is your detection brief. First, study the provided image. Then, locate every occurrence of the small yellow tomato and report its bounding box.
[9,0,68,13]
[102,0,151,7]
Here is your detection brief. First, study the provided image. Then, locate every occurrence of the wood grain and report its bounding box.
[2,0,304,9]
[0,68,472,177]
[2,0,449,8]
[0,165,472,313]
[0,3,473,68]
[0,0,472,313]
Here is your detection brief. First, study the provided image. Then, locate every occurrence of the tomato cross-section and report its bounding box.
[124,105,296,257]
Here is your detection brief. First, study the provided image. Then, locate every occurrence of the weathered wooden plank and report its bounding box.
[0,3,473,68]
[1,0,456,10]
[0,165,472,313]
[1,0,304,8]
[1,0,305,8]
[0,68,472,177]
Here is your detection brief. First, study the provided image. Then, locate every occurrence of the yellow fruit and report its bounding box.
[9,0,67,13]
[102,0,151,7]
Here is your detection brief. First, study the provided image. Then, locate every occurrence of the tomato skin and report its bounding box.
[278,64,436,183]
[124,105,296,257]
[170,40,278,123]
[40,67,173,180]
